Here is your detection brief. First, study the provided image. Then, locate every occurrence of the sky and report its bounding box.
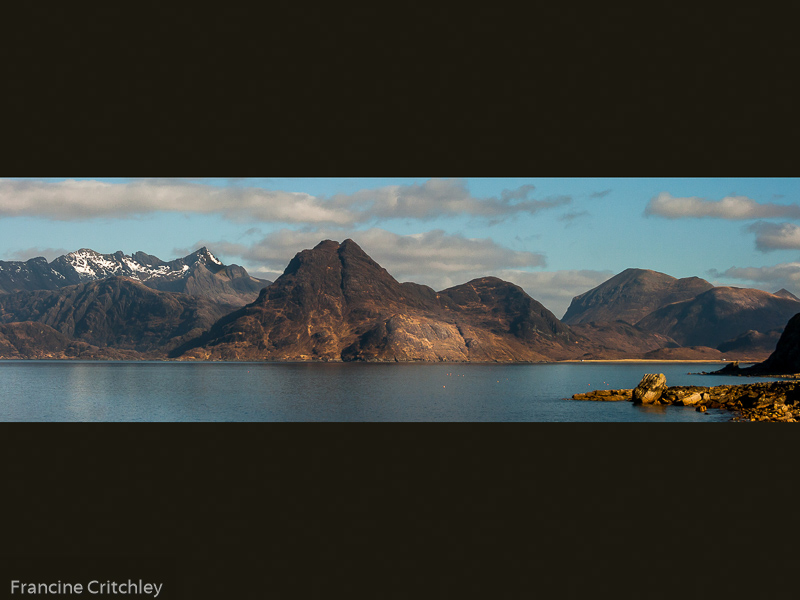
[1,177,799,318]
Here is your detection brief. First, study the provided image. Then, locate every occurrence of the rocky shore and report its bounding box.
[571,373,800,422]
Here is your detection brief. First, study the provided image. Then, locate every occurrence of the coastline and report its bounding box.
[557,359,737,364]
[571,374,800,422]
[0,356,750,364]
[0,357,746,364]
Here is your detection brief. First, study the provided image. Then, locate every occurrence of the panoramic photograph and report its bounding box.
[1,176,799,422]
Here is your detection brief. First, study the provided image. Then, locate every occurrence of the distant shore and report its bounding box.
[0,357,751,365]
[557,359,740,364]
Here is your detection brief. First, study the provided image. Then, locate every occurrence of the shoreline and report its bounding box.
[557,359,739,364]
[0,356,748,364]
[571,375,800,422]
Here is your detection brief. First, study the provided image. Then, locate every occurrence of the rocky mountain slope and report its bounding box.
[561,268,714,325]
[175,239,583,362]
[567,321,680,360]
[0,322,142,359]
[636,286,800,349]
[0,247,269,307]
[0,277,232,355]
[562,268,800,359]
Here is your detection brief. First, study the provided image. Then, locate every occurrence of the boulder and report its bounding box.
[632,373,668,404]
[680,392,703,406]
[572,389,633,402]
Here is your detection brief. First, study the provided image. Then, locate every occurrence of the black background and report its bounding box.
[1,5,797,599]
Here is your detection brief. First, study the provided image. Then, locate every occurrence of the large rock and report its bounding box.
[632,373,667,404]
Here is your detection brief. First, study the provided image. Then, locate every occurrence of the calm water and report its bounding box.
[0,360,782,422]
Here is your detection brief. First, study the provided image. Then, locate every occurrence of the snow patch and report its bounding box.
[65,249,193,282]
[206,250,223,266]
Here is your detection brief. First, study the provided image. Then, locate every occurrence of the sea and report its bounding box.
[0,360,783,422]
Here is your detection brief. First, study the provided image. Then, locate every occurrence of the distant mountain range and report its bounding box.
[0,247,270,307]
[562,267,800,360]
[1,241,799,363]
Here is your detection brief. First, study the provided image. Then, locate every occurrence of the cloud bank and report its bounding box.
[645,192,800,220]
[189,228,547,287]
[0,178,569,225]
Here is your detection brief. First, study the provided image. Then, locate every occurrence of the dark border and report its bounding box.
[2,17,796,600]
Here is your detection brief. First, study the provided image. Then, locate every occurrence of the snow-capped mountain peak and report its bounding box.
[0,247,271,305]
[188,246,224,268]
[60,248,221,283]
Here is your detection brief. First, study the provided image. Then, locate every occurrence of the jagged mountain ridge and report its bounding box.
[0,247,270,307]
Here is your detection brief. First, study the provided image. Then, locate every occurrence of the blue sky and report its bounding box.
[1,177,799,317]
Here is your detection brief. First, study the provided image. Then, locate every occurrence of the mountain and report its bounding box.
[0,247,270,307]
[175,239,579,362]
[0,257,74,292]
[636,287,800,349]
[561,268,714,325]
[774,288,800,301]
[0,277,232,355]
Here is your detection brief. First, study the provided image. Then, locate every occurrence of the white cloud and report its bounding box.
[0,179,347,224]
[0,178,570,226]
[645,191,800,220]
[747,222,800,251]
